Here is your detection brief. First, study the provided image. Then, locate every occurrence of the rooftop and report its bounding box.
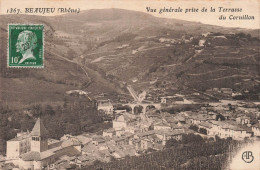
[211,120,250,131]
[137,130,155,138]
[155,130,182,136]
[154,122,170,127]
[8,131,30,142]
[116,113,136,122]
[31,118,49,138]
[198,122,213,129]
[20,151,41,161]
[190,114,214,121]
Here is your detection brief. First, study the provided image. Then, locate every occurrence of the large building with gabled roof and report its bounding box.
[6,118,81,170]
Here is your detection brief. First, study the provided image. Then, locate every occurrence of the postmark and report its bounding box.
[8,24,44,68]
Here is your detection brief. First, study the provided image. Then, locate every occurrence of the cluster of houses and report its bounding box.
[94,92,260,168]
[187,103,260,140]
[1,96,260,169]
[1,111,186,169]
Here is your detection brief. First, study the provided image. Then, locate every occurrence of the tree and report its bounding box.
[199,128,207,135]
[134,106,143,115]
[208,137,215,142]
[32,104,42,117]
[45,105,55,116]
[165,138,179,148]
[189,125,199,132]
[216,114,225,121]
[182,134,204,144]
[20,115,35,131]
[215,135,221,142]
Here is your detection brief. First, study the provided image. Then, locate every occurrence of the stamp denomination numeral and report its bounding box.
[11,57,19,64]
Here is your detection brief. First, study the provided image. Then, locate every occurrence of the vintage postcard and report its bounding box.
[0,0,259,170]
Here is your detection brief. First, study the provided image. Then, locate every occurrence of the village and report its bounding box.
[0,30,260,169]
[1,82,260,170]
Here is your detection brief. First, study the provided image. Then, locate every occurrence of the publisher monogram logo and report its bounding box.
[242,151,254,163]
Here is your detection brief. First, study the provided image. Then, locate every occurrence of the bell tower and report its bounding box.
[30,118,49,152]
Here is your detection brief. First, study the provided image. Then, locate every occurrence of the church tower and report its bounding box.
[30,118,49,152]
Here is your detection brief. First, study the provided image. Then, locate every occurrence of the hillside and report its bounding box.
[0,9,259,107]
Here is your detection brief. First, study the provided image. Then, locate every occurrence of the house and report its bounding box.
[252,124,260,137]
[58,155,76,164]
[75,155,87,168]
[151,143,164,151]
[113,136,129,146]
[174,115,186,124]
[198,122,214,136]
[122,145,137,157]
[113,113,136,130]
[6,131,31,159]
[155,130,182,142]
[97,100,114,114]
[160,96,184,105]
[111,149,126,159]
[199,39,206,46]
[76,134,92,145]
[153,122,171,131]
[170,123,184,132]
[136,131,155,139]
[124,126,138,134]
[130,138,141,150]
[103,128,116,138]
[210,121,252,140]
[81,143,98,155]
[140,138,153,150]
[220,88,232,95]
[75,155,94,168]
[137,123,150,132]
[93,149,111,163]
[115,128,125,137]
[147,135,162,144]
[161,97,167,104]
[221,112,230,120]
[189,114,214,125]
[165,115,186,125]
[236,116,251,125]
[91,136,106,145]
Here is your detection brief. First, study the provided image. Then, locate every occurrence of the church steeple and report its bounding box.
[30,118,49,152]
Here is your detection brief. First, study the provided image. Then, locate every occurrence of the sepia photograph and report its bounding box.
[0,0,259,169]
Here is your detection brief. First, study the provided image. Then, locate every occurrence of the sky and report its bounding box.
[0,0,259,29]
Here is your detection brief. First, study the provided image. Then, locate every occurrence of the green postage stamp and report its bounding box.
[8,24,44,68]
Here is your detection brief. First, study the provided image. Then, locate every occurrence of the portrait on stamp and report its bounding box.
[8,24,44,67]
[16,30,37,64]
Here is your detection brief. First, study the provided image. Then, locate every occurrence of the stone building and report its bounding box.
[6,118,81,170]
